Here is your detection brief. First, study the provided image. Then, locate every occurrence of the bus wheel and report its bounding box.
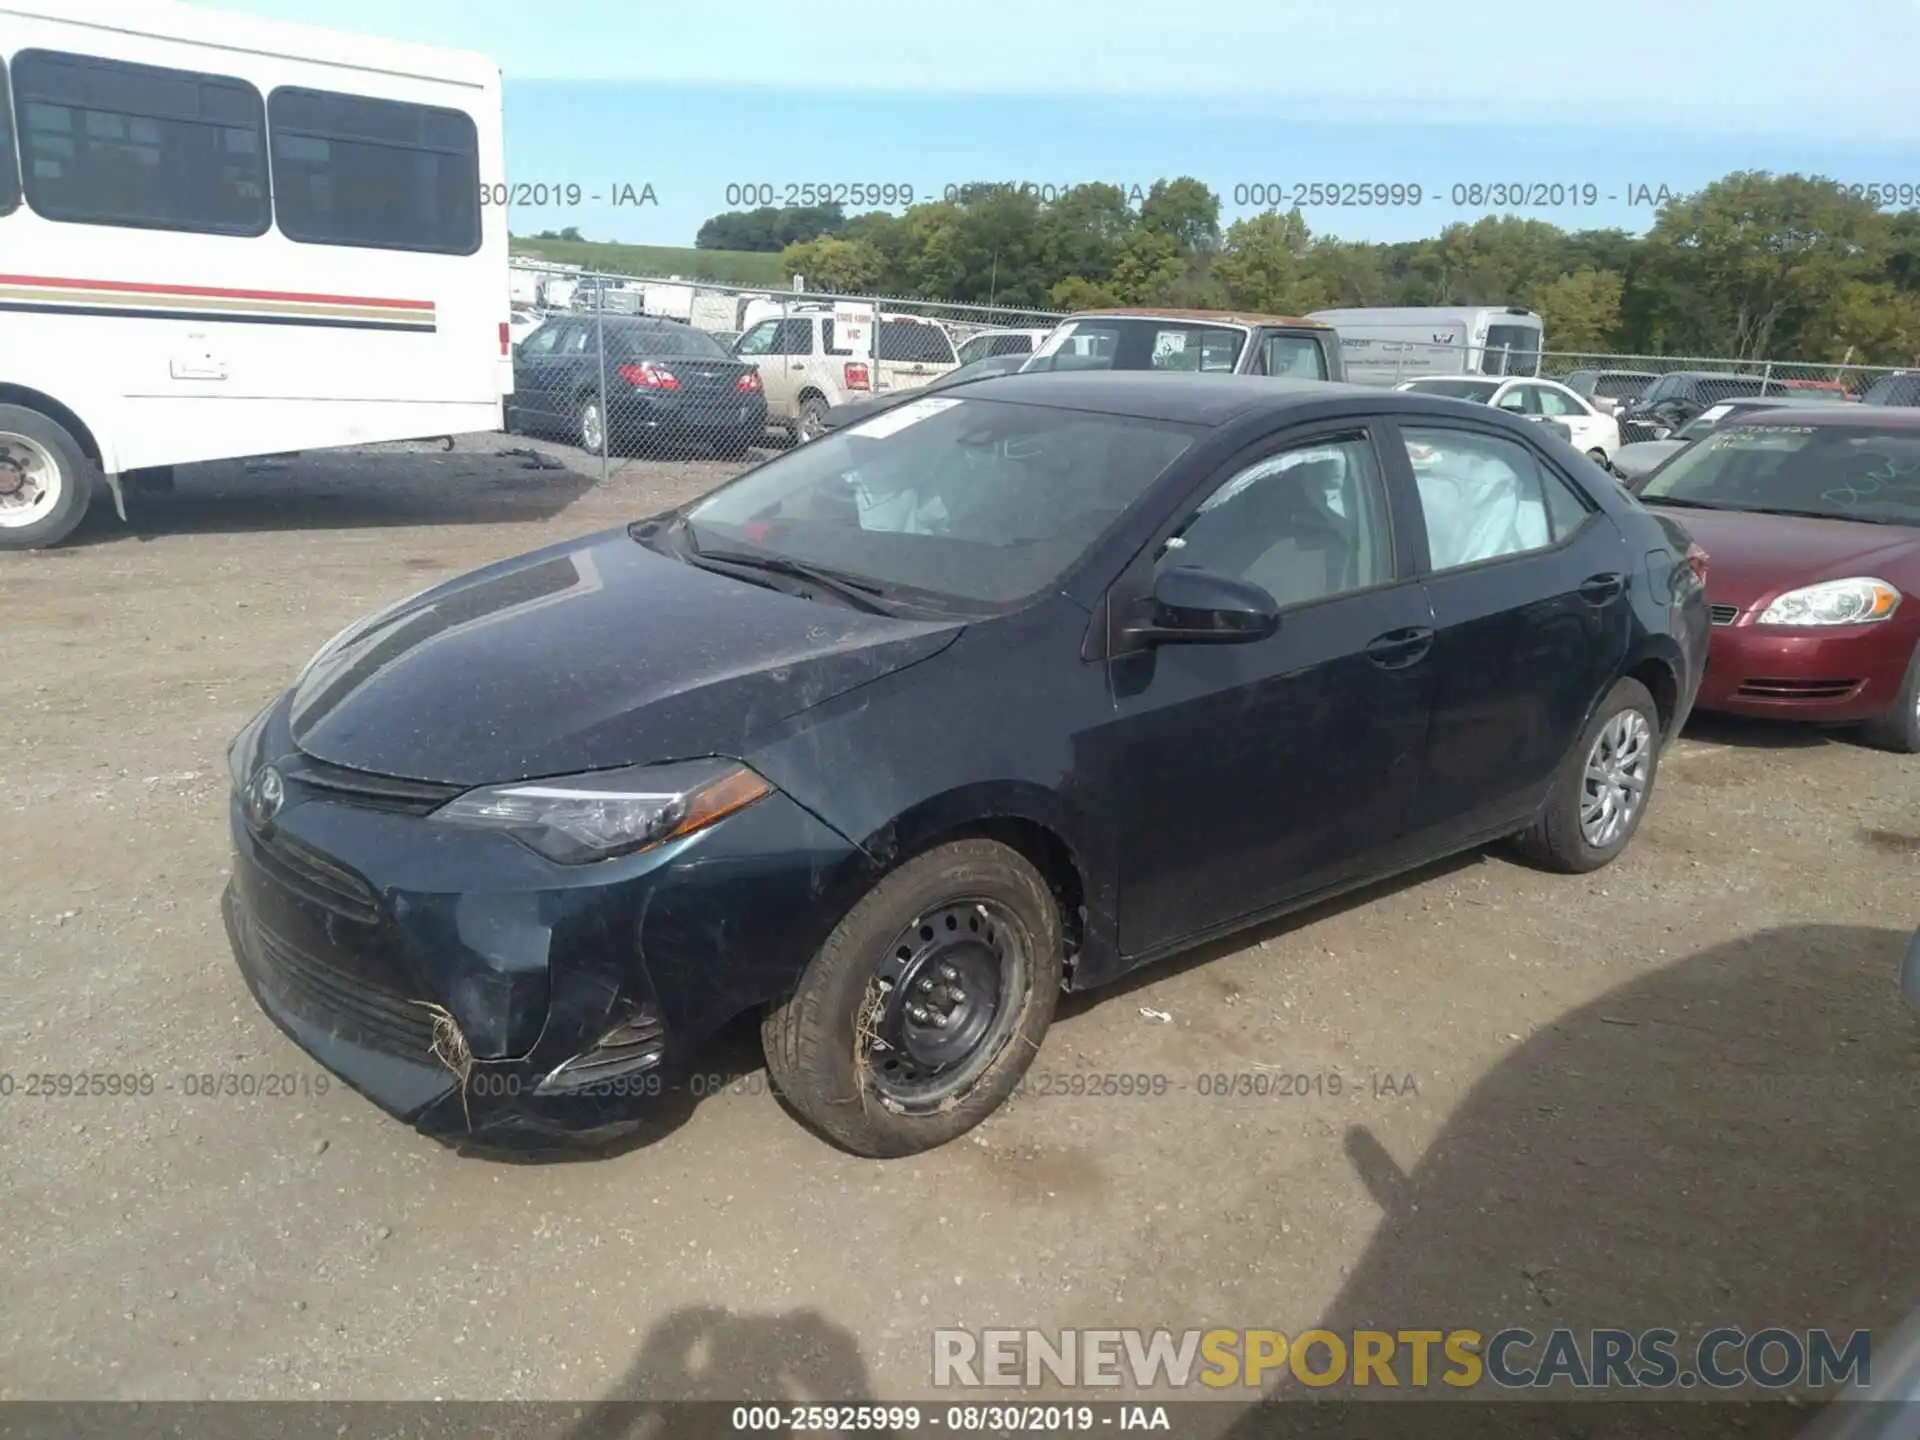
[0,404,95,551]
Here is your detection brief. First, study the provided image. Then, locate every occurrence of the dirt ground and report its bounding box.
[2,434,1918,1426]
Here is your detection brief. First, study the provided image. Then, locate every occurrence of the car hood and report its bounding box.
[286,526,964,785]
[1614,439,1688,475]
[1638,504,1920,609]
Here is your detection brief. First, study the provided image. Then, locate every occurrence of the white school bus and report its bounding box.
[0,0,510,549]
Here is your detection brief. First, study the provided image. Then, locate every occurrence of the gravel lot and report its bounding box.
[2,436,1918,1425]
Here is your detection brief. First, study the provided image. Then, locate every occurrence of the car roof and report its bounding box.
[1716,405,1920,430]
[1068,308,1334,331]
[949,371,1405,425]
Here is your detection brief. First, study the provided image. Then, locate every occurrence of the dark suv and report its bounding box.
[1615,371,1791,443]
[1864,372,1920,407]
[1023,309,1346,383]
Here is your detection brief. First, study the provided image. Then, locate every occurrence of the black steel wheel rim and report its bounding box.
[861,898,1029,1110]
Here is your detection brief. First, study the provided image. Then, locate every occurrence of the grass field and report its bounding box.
[509,237,789,287]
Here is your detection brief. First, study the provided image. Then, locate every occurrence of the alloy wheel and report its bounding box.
[1580,709,1653,849]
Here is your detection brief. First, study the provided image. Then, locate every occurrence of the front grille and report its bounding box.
[252,828,380,924]
[286,755,463,816]
[246,915,438,1060]
[1710,604,1740,626]
[1736,677,1861,701]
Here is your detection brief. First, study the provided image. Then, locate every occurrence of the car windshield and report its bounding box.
[612,323,731,359]
[1640,424,1920,525]
[678,396,1199,611]
[1408,379,1499,401]
[1028,318,1246,373]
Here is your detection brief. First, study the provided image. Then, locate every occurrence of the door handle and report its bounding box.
[1579,572,1626,605]
[1364,626,1434,670]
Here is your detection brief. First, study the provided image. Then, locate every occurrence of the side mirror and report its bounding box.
[1123,566,1280,646]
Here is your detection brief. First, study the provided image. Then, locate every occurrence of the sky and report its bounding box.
[197,0,1920,250]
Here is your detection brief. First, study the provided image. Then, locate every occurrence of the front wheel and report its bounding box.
[1586,447,1611,469]
[0,404,95,551]
[1513,677,1662,873]
[1860,644,1920,754]
[762,839,1062,1157]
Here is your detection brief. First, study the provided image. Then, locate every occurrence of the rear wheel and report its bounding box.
[793,395,829,444]
[762,838,1062,1157]
[1513,677,1662,873]
[1861,644,1920,754]
[0,404,95,551]
[576,394,605,453]
[1586,447,1610,468]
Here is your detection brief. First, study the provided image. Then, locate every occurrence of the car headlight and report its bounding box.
[1756,577,1902,627]
[227,701,274,790]
[431,760,772,864]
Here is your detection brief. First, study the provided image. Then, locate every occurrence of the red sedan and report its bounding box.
[1631,407,1920,752]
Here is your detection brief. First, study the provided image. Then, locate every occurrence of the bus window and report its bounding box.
[12,50,268,235]
[0,59,19,215]
[268,87,480,255]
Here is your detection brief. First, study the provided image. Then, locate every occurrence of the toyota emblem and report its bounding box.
[245,764,285,828]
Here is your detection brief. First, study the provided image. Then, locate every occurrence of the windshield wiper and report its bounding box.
[1742,505,1887,523]
[1637,495,1730,510]
[687,547,899,614]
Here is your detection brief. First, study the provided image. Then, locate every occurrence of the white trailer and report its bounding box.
[1308,306,1545,385]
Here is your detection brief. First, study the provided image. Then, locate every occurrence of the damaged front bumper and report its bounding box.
[221,730,872,1151]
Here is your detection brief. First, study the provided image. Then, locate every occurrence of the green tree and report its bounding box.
[1138,178,1220,253]
[1532,267,1624,353]
[779,236,886,293]
[1632,172,1885,358]
[1050,275,1121,311]
[1212,209,1327,315]
[1110,229,1185,304]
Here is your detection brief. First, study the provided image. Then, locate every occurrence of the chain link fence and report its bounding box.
[505,259,1920,478]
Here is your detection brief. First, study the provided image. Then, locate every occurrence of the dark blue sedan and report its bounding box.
[224,373,1710,1156]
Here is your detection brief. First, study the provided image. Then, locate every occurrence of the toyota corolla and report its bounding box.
[225,374,1708,1157]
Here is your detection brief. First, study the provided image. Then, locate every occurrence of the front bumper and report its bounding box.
[222,727,871,1149]
[1694,613,1916,723]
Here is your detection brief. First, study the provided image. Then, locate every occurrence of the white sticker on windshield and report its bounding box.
[843,396,964,439]
[1696,404,1732,424]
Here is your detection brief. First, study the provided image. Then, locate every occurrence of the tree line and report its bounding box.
[690,174,1920,364]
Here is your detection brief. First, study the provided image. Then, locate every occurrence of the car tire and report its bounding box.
[794,396,829,445]
[1860,644,1920,754]
[1586,447,1610,468]
[0,403,96,552]
[576,394,605,454]
[762,838,1062,1158]
[1512,677,1663,874]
